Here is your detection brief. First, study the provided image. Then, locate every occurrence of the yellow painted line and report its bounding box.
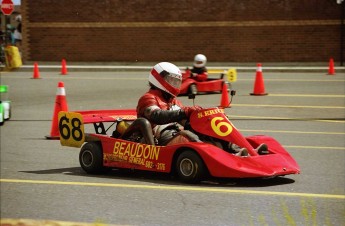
[208,69,226,74]
[268,94,345,98]
[228,115,345,123]
[232,103,345,109]
[238,78,345,82]
[283,145,345,150]
[0,218,119,226]
[240,129,345,135]
[1,179,344,199]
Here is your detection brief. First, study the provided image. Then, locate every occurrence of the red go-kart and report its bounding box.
[58,107,300,183]
[179,69,231,96]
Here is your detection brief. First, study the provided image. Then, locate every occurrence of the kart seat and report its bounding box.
[121,118,155,145]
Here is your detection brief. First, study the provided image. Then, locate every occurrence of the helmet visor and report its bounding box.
[163,73,182,89]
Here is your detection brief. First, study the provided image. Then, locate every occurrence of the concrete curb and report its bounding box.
[12,64,345,73]
[2,61,345,73]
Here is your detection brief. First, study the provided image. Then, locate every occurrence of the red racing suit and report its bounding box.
[190,66,208,82]
[137,88,200,145]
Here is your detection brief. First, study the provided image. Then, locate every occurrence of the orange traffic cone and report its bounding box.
[250,63,268,96]
[32,62,41,79]
[219,82,231,108]
[61,58,68,75]
[327,58,335,75]
[46,82,68,140]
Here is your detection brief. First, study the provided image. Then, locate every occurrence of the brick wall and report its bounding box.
[21,0,343,63]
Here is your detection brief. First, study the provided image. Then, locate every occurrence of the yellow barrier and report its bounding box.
[226,68,237,82]
[208,68,237,82]
[5,46,22,69]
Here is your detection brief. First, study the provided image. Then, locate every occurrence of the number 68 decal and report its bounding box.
[210,117,233,137]
[58,111,85,147]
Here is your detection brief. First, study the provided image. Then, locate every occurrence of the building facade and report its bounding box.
[20,0,343,63]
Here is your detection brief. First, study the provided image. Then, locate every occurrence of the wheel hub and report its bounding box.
[82,150,93,167]
[180,158,194,177]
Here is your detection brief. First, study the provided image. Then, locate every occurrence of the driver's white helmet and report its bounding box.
[193,54,207,68]
[149,62,182,97]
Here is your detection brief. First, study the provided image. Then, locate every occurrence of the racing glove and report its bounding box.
[182,106,203,118]
[147,108,186,125]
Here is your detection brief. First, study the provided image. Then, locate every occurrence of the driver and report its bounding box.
[137,62,202,146]
[190,54,208,82]
[137,62,268,155]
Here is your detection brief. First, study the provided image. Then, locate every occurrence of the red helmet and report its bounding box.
[149,62,182,97]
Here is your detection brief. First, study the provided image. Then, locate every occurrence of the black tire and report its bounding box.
[176,150,207,183]
[189,84,198,95]
[79,142,105,174]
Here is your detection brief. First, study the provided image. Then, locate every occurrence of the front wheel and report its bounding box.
[176,150,207,183]
[79,142,106,174]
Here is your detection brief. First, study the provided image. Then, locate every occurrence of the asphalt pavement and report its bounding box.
[0,67,344,225]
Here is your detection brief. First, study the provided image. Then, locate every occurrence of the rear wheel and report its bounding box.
[176,150,207,183]
[79,142,106,174]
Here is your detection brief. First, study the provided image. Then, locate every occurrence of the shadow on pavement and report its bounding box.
[20,167,295,187]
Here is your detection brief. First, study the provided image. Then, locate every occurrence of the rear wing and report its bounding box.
[58,109,137,148]
[75,109,137,123]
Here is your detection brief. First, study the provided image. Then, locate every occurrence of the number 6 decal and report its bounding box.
[58,112,85,147]
[210,117,233,137]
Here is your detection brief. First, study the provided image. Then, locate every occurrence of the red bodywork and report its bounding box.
[179,70,225,95]
[72,108,300,179]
